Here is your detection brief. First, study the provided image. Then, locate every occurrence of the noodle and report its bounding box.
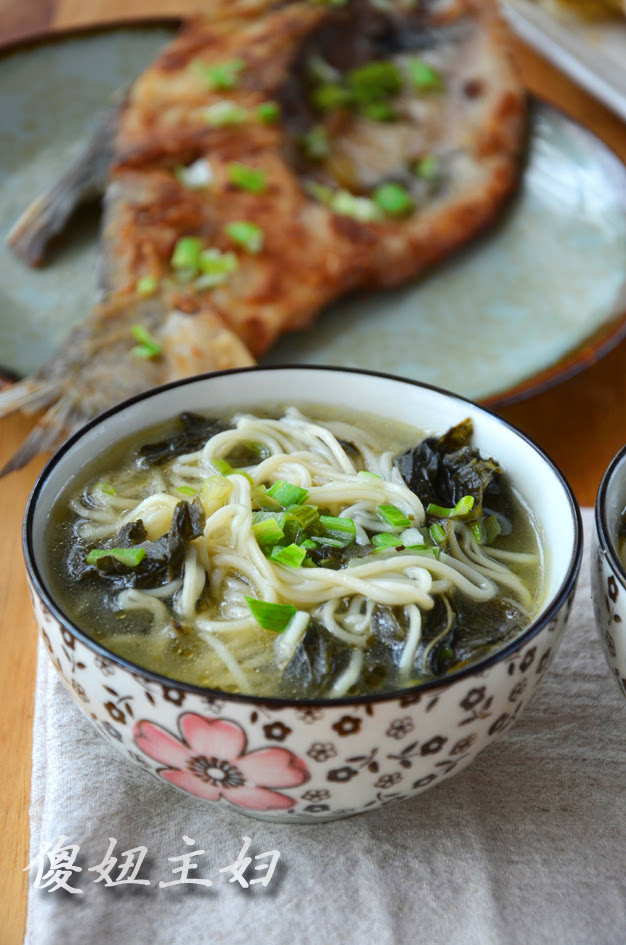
[48,406,543,697]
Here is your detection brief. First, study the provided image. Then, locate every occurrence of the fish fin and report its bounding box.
[0,378,58,419]
[0,395,81,477]
[6,105,120,266]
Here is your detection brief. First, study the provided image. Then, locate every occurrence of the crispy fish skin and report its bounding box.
[0,0,526,474]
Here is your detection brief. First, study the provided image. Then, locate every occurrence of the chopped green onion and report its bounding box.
[453,495,475,517]
[191,57,245,90]
[373,182,414,218]
[204,101,248,127]
[371,532,404,549]
[347,60,402,104]
[253,517,285,548]
[176,486,198,497]
[96,482,116,495]
[426,495,475,518]
[270,543,307,568]
[310,536,345,549]
[171,236,202,272]
[359,101,395,121]
[484,514,502,544]
[174,158,213,190]
[319,514,356,546]
[357,470,382,480]
[251,485,284,512]
[300,538,317,549]
[300,124,330,160]
[285,504,320,530]
[312,83,353,111]
[227,162,267,194]
[86,547,146,567]
[439,645,454,662]
[377,504,411,528]
[245,597,297,632]
[257,101,281,124]
[468,520,486,544]
[414,154,438,180]
[136,275,158,297]
[225,220,264,254]
[267,480,309,507]
[406,546,440,559]
[201,475,232,512]
[213,458,253,483]
[406,58,443,92]
[131,324,161,360]
[331,190,382,222]
[429,522,446,544]
[197,248,239,289]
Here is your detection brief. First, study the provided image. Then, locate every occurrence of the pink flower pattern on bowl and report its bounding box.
[134,713,309,811]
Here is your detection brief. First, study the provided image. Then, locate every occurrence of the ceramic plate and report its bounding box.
[503,0,626,122]
[0,25,625,406]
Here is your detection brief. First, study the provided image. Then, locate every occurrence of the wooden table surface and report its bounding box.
[0,3,625,941]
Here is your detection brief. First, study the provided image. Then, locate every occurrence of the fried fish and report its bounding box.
[1,0,526,474]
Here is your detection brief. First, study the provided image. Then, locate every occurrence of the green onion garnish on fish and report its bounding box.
[373,182,414,218]
[131,325,161,359]
[191,58,245,90]
[245,597,297,632]
[406,58,443,92]
[347,60,402,104]
[414,154,438,180]
[257,101,281,124]
[195,249,239,289]
[377,504,411,527]
[96,482,116,495]
[171,236,203,272]
[86,547,146,567]
[227,162,267,193]
[136,275,158,297]
[225,220,264,254]
[204,101,248,127]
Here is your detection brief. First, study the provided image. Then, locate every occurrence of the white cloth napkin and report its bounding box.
[24,509,626,945]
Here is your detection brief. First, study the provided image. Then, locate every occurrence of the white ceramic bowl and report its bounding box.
[24,367,582,822]
[593,444,626,700]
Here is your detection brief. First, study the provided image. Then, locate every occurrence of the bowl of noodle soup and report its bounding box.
[24,367,582,821]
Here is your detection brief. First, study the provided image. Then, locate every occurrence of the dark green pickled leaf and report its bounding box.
[281,620,352,698]
[394,419,501,514]
[79,499,206,591]
[137,413,228,467]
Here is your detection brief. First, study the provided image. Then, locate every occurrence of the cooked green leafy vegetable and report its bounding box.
[394,418,501,514]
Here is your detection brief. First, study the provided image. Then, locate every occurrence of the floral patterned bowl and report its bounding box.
[593,443,626,701]
[24,367,582,822]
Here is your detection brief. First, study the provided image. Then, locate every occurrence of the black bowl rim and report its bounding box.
[23,364,583,707]
[595,441,626,588]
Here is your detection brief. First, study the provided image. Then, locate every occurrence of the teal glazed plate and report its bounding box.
[0,25,625,406]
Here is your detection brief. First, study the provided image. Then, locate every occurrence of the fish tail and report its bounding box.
[0,377,58,419]
[0,395,82,477]
[6,105,120,266]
